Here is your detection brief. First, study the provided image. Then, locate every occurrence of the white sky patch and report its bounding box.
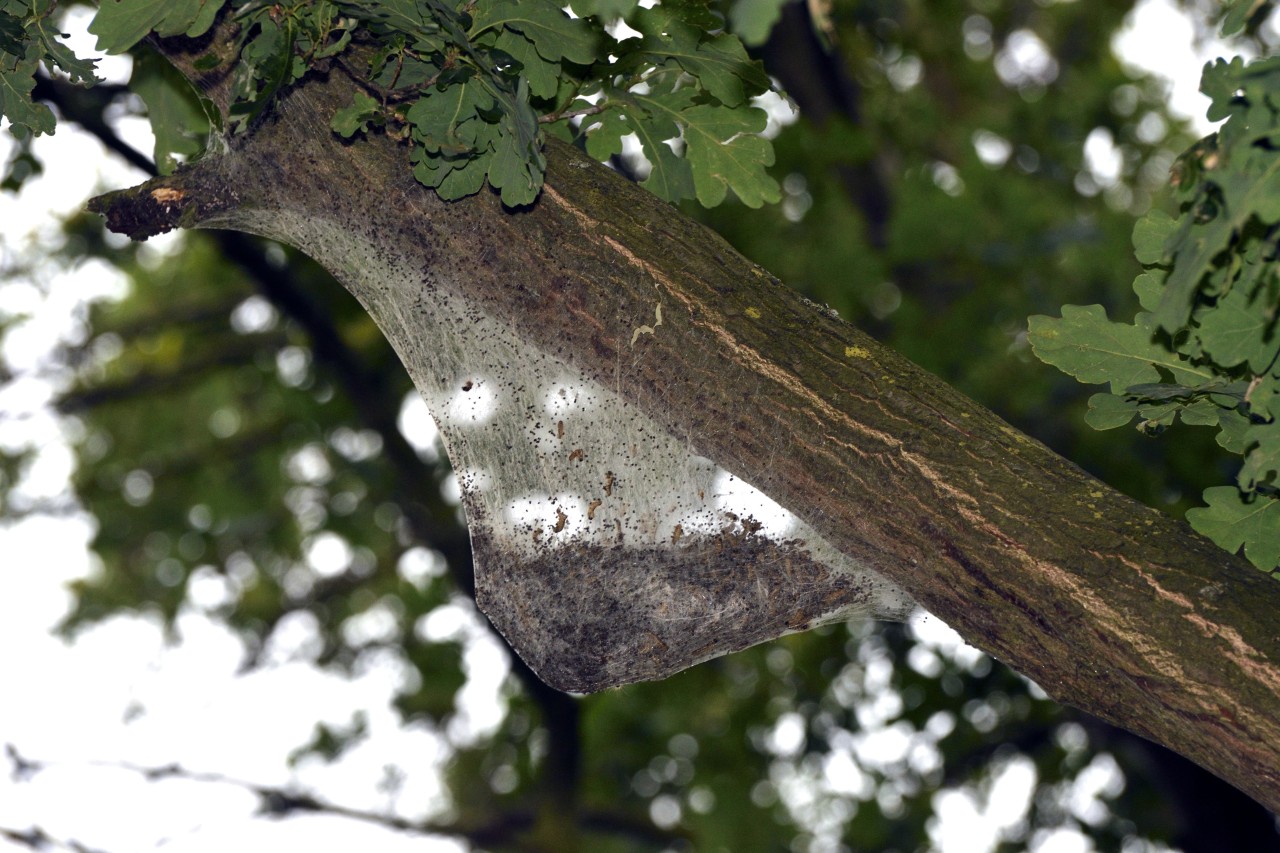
[1113,0,1243,131]
[929,161,965,196]
[607,17,642,42]
[1065,753,1125,826]
[995,29,1060,88]
[754,88,800,138]
[341,600,401,647]
[397,546,448,587]
[1032,828,1094,853]
[764,711,806,758]
[1083,126,1124,188]
[414,596,511,744]
[305,531,355,577]
[397,392,442,461]
[287,442,333,484]
[886,52,924,91]
[187,565,237,611]
[930,757,1036,853]
[450,611,512,743]
[275,344,312,387]
[973,129,1013,167]
[820,740,875,799]
[230,294,280,334]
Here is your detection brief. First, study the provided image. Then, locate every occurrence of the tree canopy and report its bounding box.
[3,0,1280,851]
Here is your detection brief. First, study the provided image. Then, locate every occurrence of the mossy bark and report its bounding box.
[88,33,1280,811]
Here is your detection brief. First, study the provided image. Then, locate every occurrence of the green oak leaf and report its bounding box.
[636,12,768,107]
[628,91,697,202]
[335,0,444,51]
[0,9,24,56]
[89,0,227,54]
[582,106,631,161]
[646,0,721,31]
[131,49,209,174]
[0,51,53,135]
[485,73,540,153]
[487,127,541,206]
[1218,409,1253,453]
[1180,397,1226,426]
[1131,271,1164,312]
[1186,485,1280,572]
[1027,305,1213,394]
[470,0,598,65]
[413,147,490,199]
[1137,401,1179,429]
[493,29,558,99]
[20,8,99,86]
[1221,1,1256,36]
[1250,376,1280,421]
[635,129,695,202]
[1195,286,1275,371]
[678,33,770,106]
[1152,206,1227,334]
[331,90,382,138]
[1085,393,1139,430]
[407,79,493,154]
[729,0,789,46]
[371,43,437,90]
[1124,383,1200,402]
[37,36,97,86]
[567,0,639,19]
[1154,134,1280,333]
[1239,400,1280,490]
[682,104,778,207]
[229,16,303,128]
[440,159,491,198]
[1132,208,1175,265]
[1201,56,1248,123]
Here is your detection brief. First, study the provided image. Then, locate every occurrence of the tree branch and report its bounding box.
[0,825,111,853]
[83,22,1280,812]
[2,744,671,850]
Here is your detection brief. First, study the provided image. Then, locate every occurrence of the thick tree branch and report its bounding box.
[85,31,1280,812]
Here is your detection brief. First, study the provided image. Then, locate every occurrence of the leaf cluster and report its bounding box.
[562,0,778,207]
[7,0,781,209]
[88,0,354,133]
[330,0,588,206]
[1029,52,1280,576]
[0,0,99,136]
[330,0,780,207]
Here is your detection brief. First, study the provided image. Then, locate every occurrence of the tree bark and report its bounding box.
[89,31,1280,812]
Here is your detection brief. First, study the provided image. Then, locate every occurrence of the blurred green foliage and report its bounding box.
[3,1,1279,851]
[1031,50,1280,577]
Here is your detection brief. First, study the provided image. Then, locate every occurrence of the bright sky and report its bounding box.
[0,1,1244,850]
